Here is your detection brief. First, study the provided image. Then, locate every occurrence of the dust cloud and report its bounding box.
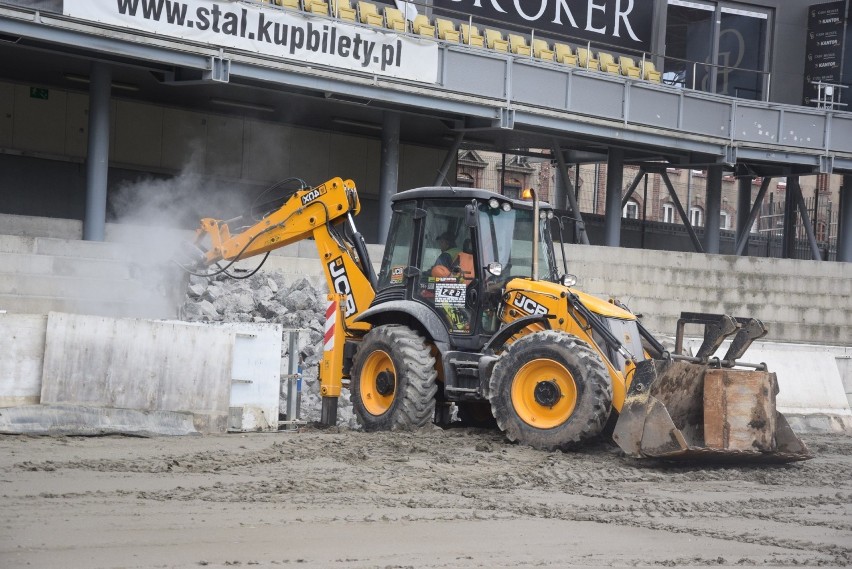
[84,153,262,319]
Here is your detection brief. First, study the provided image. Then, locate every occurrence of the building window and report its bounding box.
[664,1,770,101]
[662,203,675,223]
[457,173,474,188]
[503,179,522,199]
[720,211,729,229]
[623,200,639,219]
[690,206,704,227]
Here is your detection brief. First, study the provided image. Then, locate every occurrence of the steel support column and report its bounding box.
[790,177,822,260]
[704,166,722,254]
[621,169,645,209]
[735,177,771,256]
[604,148,624,247]
[782,176,798,259]
[660,171,704,253]
[736,176,753,254]
[433,132,464,186]
[377,111,400,245]
[837,175,852,262]
[83,61,111,242]
[552,139,589,245]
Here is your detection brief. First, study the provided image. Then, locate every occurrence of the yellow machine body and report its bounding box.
[187,178,811,462]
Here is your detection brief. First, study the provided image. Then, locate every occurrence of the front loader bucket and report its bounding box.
[612,359,812,463]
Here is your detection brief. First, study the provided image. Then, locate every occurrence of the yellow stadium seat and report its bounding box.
[577,47,599,70]
[597,51,620,74]
[357,1,383,26]
[275,0,301,8]
[305,0,328,15]
[642,60,662,82]
[333,0,356,21]
[412,14,436,38]
[384,7,406,32]
[484,29,508,52]
[619,56,641,79]
[553,43,577,65]
[435,18,460,42]
[507,34,531,57]
[532,39,554,61]
[460,24,485,47]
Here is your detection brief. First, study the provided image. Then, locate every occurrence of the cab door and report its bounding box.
[413,200,481,336]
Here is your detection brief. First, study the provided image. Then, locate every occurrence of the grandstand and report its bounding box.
[0,0,850,261]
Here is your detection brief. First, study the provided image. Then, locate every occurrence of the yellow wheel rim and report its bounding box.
[510,359,577,429]
[360,350,396,416]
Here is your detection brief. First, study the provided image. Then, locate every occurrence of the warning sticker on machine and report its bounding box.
[435,282,466,306]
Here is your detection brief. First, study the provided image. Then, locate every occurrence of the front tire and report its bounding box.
[351,325,438,431]
[488,330,612,451]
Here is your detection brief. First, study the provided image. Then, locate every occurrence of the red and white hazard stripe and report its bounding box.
[323,300,337,353]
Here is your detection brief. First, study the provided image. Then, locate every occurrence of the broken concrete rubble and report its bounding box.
[181,272,357,429]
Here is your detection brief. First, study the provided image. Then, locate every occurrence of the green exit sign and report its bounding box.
[30,87,49,100]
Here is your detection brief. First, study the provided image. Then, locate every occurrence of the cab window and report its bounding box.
[376,202,415,290]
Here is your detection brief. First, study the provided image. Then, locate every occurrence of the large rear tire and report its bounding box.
[351,325,438,431]
[489,330,612,451]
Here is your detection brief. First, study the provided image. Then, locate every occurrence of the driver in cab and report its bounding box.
[431,231,461,278]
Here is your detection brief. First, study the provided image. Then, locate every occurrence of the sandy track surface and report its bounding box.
[1,428,850,568]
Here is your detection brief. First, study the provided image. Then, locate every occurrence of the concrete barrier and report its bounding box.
[0,314,46,407]
[2,312,283,434]
[0,404,198,436]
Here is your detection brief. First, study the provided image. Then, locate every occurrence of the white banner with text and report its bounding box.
[64,0,439,83]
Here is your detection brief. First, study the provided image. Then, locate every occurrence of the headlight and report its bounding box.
[561,274,577,287]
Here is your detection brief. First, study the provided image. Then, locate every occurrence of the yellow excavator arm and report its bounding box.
[189,176,375,331]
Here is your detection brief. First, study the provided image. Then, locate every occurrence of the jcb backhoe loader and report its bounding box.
[184,177,811,462]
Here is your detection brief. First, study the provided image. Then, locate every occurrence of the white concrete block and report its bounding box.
[0,234,36,255]
[211,322,282,432]
[0,314,47,407]
[41,313,235,432]
[0,404,198,436]
[0,213,82,240]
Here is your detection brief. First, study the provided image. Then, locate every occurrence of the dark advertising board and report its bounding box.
[432,0,654,53]
[803,1,846,105]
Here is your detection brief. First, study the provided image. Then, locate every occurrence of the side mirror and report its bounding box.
[561,273,578,287]
[465,201,479,228]
[487,262,503,277]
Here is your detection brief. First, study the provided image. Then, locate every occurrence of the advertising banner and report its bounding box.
[432,0,654,53]
[63,0,439,83]
[803,0,846,105]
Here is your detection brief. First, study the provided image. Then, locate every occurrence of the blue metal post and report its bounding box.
[83,61,111,241]
[377,111,400,245]
[736,176,753,255]
[704,166,722,254]
[604,148,624,247]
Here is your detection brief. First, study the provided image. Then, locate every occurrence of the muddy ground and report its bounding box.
[1,427,850,568]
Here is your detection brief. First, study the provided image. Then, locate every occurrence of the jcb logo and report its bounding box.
[512,293,548,316]
[328,257,357,317]
[301,186,326,206]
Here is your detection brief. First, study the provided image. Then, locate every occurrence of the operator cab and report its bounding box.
[376,187,560,351]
